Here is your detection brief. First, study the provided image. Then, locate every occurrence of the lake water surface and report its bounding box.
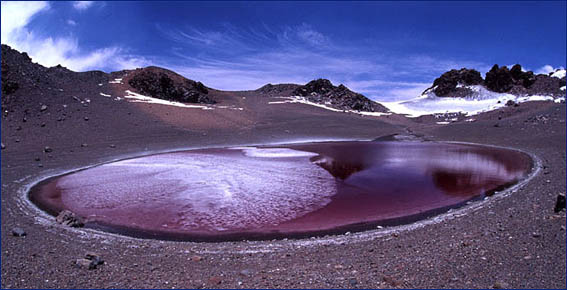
[29,141,532,241]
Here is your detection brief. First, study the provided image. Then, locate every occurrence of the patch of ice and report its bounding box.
[241,148,318,158]
[269,96,391,117]
[551,69,566,79]
[57,152,336,232]
[99,92,111,97]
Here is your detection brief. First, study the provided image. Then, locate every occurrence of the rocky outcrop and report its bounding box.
[256,83,301,97]
[485,64,537,93]
[1,45,110,111]
[56,210,84,227]
[429,68,483,97]
[525,74,565,97]
[292,79,387,112]
[127,67,215,104]
[426,64,566,98]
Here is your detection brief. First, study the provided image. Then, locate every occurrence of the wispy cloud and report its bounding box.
[72,1,94,11]
[0,3,501,101]
[157,23,489,100]
[1,1,150,72]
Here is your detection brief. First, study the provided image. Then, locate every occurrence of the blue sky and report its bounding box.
[1,1,566,101]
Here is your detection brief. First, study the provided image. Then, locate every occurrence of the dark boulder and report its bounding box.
[12,227,26,237]
[485,65,515,93]
[554,193,565,213]
[510,64,536,88]
[128,67,215,104]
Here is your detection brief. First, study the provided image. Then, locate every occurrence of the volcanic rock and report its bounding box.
[256,83,301,96]
[526,74,566,97]
[485,64,542,94]
[127,67,215,104]
[493,281,510,289]
[510,64,536,88]
[291,79,387,112]
[55,210,84,227]
[427,64,565,98]
[208,276,222,285]
[12,227,26,237]
[427,68,483,97]
[85,252,104,267]
[485,65,515,93]
[554,193,565,213]
[505,100,517,107]
[239,269,254,277]
[74,258,96,270]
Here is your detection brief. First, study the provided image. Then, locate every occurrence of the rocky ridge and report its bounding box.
[424,64,566,98]
[256,83,301,97]
[291,79,388,112]
[127,67,215,104]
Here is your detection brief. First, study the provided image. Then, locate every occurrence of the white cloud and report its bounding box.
[67,19,77,26]
[72,1,94,11]
[1,1,49,43]
[1,1,149,72]
[535,64,564,75]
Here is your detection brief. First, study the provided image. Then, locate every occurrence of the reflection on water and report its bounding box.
[29,141,532,241]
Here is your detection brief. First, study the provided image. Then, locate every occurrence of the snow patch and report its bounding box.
[99,92,111,97]
[109,78,123,84]
[124,90,213,109]
[379,85,561,117]
[551,69,566,79]
[269,96,390,117]
[123,90,244,110]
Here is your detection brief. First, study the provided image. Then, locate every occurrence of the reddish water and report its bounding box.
[29,141,532,241]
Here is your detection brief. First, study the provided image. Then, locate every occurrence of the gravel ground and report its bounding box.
[1,48,565,288]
